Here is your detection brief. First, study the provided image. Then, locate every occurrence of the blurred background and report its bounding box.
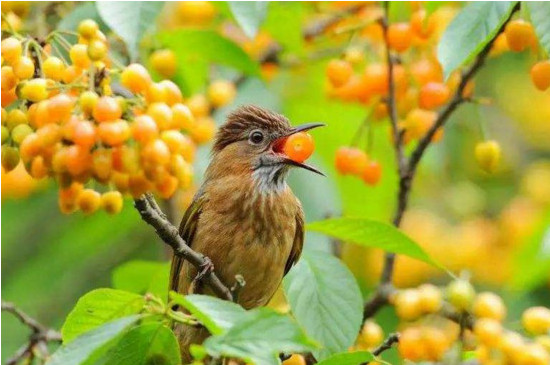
[2,1,549,363]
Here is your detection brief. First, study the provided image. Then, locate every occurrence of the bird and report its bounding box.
[170,105,324,362]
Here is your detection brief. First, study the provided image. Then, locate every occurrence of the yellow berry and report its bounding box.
[394,289,422,321]
[473,292,506,322]
[207,80,237,108]
[20,78,48,102]
[78,19,99,39]
[149,49,177,79]
[13,56,35,79]
[446,279,475,312]
[522,307,550,335]
[475,140,501,173]
[42,56,65,81]
[418,284,442,314]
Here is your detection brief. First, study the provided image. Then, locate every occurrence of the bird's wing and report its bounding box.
[169,190,205,293]
[284,207,305,276]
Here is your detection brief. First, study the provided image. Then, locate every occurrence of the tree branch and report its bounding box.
[134,193,233,301]
[2,300,62,365]
[362,2,520,322]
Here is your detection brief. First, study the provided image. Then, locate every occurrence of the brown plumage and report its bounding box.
[170,105,323,362]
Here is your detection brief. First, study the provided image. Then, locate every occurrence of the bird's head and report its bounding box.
[208,105,324,192]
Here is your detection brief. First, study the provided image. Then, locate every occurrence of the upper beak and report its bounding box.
[273,122,326,176]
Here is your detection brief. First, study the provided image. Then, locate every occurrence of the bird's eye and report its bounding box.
[249,130,264,144]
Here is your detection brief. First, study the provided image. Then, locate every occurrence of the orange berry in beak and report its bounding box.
[283,132,315,163]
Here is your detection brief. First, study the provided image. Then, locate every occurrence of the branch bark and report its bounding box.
[134,193,233,301]
[2,300,62,365]
[362,2,520,321]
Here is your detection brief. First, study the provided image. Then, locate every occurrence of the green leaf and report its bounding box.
[316,351,375,365]
[57,2,108,32]
[101,323,180,365]
[112,260,170,299]
[61,289,144,343]
[48,315,141,365]
[169,292,247,335]
[283,250,363,360]
[264,2,304,55]
[511,209,550,290]
[437,2,517,79]
[527,2,550,55]
[307,217,442,269]
[158,30,260,95]
[203,308,316,365]
[96,2,165,61]
[228,2,269,39]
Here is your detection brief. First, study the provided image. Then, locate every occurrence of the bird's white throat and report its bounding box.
[252,165,289,195]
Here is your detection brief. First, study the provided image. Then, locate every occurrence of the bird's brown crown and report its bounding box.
[213,105,291,152]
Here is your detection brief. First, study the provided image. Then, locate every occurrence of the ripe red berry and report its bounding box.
[283,132,315,163]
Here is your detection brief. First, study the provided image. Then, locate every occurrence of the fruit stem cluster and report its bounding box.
[363,2,521,323]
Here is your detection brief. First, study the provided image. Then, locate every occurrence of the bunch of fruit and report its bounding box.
[390,279,550,364]
[325,4,549,177]
[1,18,236,214]
[335,146,382,186]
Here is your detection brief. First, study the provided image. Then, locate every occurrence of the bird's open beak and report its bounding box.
[272,123,326,176]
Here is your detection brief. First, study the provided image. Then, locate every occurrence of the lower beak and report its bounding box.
[274,122,326,176]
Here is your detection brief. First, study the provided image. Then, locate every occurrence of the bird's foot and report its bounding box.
[193,257,215,284]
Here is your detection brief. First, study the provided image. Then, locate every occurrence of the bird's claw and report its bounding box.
[193,257,214,284]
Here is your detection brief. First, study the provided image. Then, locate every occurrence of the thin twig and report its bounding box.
[362,2,520,322]
[134,193,233,301]
[2,301,62,365]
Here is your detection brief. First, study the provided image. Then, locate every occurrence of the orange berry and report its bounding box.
[1,66,17,91]
[418,82,450,109]
[142,139,171,165]
[62,65,82,84]
[111,171,129,193]
[97,119,130,146]
[410,9,436,39]
[156,173,178,199]
[394,289,422,320]
[69,44,91,68]
[121,63,151,94]
[522,306,550,335]
[42,56,65,81]
[474,318,502,347]
[160,80,183,106]
[150,49,177,79]
[65,144,92,176]
[398,327,425,361]
[30,156,48,179]
[473,292,506,322]
[176,1,216,25]
[147,102,173,130]
[48,93,75,122]
[145,82,168,104]
[334,147,368,176]
[161,130,194,158]
[13,56,35,79]
[1,88,17,108]
[422,327,450,361]
[362,160,382,186]
[73,120,96,148]
[170,154,193,188]
[131,115,159,144]
[19,133,41,162]
[1,37,22,64]
[530,60,550,91]
[128,172,153,198]
[189,117,216,144]
[58,183,83,214]
[101,191,123,214]
[475,140,501,173]
[358,321,384,349]
[36,123,61,147]
[171,103,194,130]
[446,279,475,312]
[92,148,112,181]
[410,59,443,86]
[208,80,237,108]
[326,59,353,88]
[93,96,122,122]
[283,132,314,163]
[387,22,412,52]
[505,19,535,52]
[418,283,442,314]
[77,188,101,214]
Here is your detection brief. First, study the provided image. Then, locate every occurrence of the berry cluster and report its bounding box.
[326,4,549,178]
[1,18,236,214]
[390,279,550,364]
[335,147,382,186]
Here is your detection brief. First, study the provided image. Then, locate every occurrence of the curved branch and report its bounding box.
[134,193,233,301]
